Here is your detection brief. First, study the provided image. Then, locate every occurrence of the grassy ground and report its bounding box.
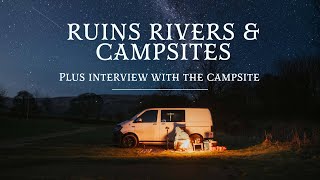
[0,118,320,179]
[34,125,114,145]
[1,142,320,179]
[0,117,87,141]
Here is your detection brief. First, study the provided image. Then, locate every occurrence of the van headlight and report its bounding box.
[113,125,122,132]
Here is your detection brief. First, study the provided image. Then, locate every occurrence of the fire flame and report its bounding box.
[181,139,190,149]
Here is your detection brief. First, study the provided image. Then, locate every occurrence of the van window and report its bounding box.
[161,110,185,122]
[137,110,158,123]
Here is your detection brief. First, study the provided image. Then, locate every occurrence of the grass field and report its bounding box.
[0,118,320,179]
[0,117,84,141]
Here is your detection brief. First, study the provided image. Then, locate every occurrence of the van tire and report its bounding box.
[189,134,203,143]
[121,134,138,148]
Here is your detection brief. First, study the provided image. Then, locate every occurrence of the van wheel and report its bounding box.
[189,134,203,143]
[121,134,138,148]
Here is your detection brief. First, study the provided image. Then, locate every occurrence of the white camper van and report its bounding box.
[113,108,213,148]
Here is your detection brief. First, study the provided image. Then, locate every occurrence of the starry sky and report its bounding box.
[0,0,319,97]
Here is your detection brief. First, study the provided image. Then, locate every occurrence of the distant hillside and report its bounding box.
[5,94,141,117]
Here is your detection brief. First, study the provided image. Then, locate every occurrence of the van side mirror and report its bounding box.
[134,118,143,123]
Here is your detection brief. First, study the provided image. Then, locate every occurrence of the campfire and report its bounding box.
[174,127,227,152]
[174,127,192,151]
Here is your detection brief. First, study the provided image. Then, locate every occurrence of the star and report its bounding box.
[0,0,317,97]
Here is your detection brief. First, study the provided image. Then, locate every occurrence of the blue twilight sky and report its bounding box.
[0,0,319,97]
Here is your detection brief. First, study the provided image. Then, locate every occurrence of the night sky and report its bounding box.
[0,0,318,97]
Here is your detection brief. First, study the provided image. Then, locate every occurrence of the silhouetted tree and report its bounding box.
[69,93,103,120]
[277,57,320,113]
[12,90,37,119]
[278,57,320,97]
[0,87,7,110]
[256,57,320,118]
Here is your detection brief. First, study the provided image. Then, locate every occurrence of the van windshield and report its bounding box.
[130,111,142,121]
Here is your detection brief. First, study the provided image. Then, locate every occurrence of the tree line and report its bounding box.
[0,91,105,121]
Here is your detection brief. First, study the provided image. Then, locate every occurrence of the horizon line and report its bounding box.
[112,89,209,91]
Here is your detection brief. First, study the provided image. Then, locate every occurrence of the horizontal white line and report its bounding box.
[112,89,208,91]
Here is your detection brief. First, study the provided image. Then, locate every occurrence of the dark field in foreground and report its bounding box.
[1,144,320,179]
[0,119,320,179]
